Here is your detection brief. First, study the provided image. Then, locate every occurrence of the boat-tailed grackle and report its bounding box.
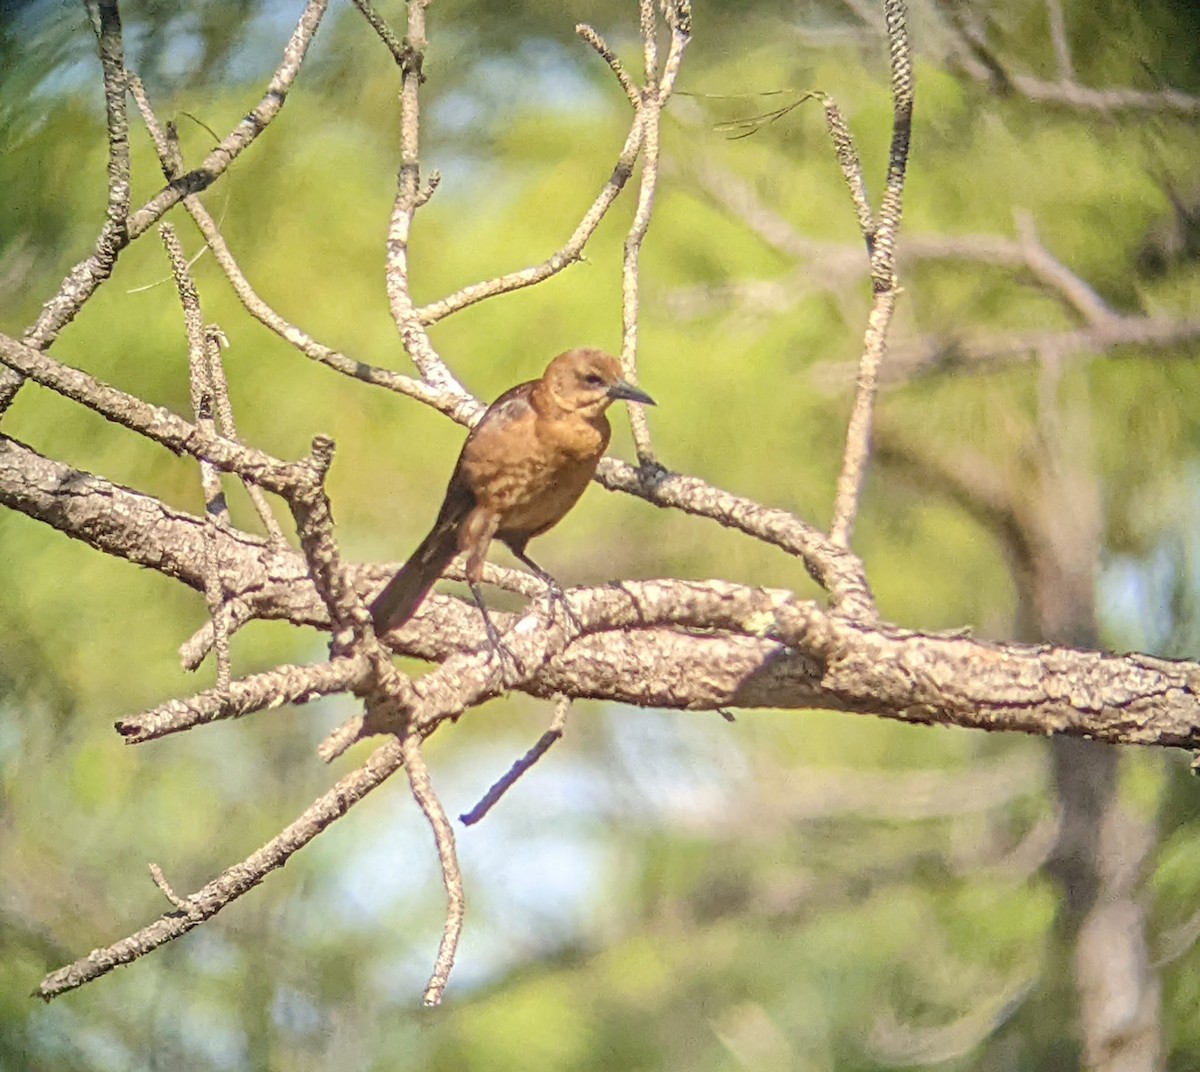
[369,348,655,648]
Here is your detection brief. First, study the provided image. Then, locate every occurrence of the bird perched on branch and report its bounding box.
[369,348,655,649]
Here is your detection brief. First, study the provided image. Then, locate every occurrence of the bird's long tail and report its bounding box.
[369,517,461,633]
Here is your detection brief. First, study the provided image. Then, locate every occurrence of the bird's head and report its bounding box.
[541,348,656,416]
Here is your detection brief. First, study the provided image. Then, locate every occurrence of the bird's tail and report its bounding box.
[369,517,461,633]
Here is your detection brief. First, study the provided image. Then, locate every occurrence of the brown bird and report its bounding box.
[369,348,655,646]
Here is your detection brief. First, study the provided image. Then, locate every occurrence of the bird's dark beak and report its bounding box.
[608,379,656,406]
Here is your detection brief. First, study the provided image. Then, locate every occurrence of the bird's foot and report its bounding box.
[479,608,525,678]
[542,579,584,634]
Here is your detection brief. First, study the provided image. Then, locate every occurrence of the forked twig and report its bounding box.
[37,737,407,999]
[828,0,913,551]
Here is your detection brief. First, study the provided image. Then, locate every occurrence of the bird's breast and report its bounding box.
[463,413,608,536]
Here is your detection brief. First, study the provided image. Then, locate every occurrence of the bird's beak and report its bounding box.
[608,379,656,406]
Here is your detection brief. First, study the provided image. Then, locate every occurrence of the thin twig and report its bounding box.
[37,736,407,1000]
[282,439,418,741]
[576,23,639,107]
[0,328,306,495]
[286,436,367,646]
[180,596,257,672]
[681,146,844,262]
[385,0,465,393]
[88,0,131,239]
[820,97,875,252]
[162,224,232,686]
[160,228,223,520]
[16,0,332,370]
[1013,209,1116,326]
[401,731,465,1006]
[1044,0,1075,82]
[883,314,1200,381]
[595,457,877,619]
[349,0,408,66]
[203,327,287,542]
[640,0,658,96]
[415,116,648,327]
[0,0,131,412]
[828,0,913,552]
[147,863,190,911]
[620,0,691,466]
[949,20,1200,115]
[115,657,369,744]
[125,0,332,239]
[460,694,571,825]
[123,75,464,424]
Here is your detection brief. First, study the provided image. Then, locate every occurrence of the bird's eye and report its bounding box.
[584,373,606,387]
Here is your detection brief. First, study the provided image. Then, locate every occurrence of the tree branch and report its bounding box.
[829,0,913,549]
[36,735,407,1000]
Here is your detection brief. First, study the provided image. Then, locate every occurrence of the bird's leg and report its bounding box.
[511,549,584,633]
[469,582,524,676]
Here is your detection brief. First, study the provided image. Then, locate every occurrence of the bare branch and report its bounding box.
[203,327,287,543]
[123,75,462,423]
[1013,209,1117,326]
[948,18,1200,116]
[0,329,305,495]
[620,0,691,465]
[415,123,648,327]
[147,863,190,912]
[1044,0,1075,82]
[286,436,363,641]
[124,0,332,239]
[14,0,332,375]
[0,0,131,411]
[161,225,232,684]
[88,0,131,238]
[349,0,408,66]
[684,151,839,262]
[576,23,639,107]
[821,96,875,250]
[37,736,406,1000]
[886,314,1200,381]
[460,694,571,825]
[401,732,464,1006]
[597,417,877,621]
[829,0,913,550]
[115,658,368,744]
[6,432,1200,754]
[384,0,466,394]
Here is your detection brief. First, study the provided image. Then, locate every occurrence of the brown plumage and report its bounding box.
[369,348,655,636]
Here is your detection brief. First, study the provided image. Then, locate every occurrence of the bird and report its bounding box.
[369,348,655,651]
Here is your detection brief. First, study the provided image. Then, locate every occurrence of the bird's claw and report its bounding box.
[543,580,584,634]
[479,610,525,678]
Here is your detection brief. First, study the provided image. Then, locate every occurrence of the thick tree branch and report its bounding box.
[10,426,1198,752]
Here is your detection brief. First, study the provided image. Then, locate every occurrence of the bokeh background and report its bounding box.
[2,0,1200,1068]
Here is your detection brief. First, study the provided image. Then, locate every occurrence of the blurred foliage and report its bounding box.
[2,0,1200,1069]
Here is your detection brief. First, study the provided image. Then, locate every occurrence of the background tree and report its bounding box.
[2,0,1199,1069]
